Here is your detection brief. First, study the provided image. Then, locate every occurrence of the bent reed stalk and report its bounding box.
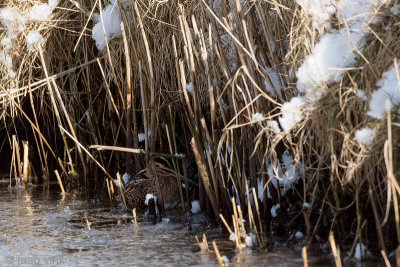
[0,0,399,255]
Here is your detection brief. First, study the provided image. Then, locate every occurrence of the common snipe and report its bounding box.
[123,162,181,212]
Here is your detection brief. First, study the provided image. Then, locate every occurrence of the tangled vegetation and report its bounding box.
[1,0,399,259]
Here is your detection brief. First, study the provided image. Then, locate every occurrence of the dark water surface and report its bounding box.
[0,181,387,266]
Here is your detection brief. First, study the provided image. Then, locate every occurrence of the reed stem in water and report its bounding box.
[329,232,342,267]
[212,240,223,266]
[85,214,91,230]
[202,234,209,251]
[54,170,65,194]
[132,208,138,227]
[195,235,203,251]
[302,246,308,267]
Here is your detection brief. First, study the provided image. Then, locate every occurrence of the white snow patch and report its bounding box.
[257,178,266,201]
[266,150,304,196]
[245,234,256,247]
[1,36,12,50]
[186,82,194,94]
[138,130,151,142]
[355,128,376,146]
[267,120,281,132]
[0,6,26,38]
[251,113,264,122]
[26,31,44,51]
[356,90,366,100]
[0,51,13,69]
[279,97,304,132]
[122,172,131,184]
[92,4,122,50]
[271,204,280,217]
[368,63,400,119]
[28,3,57,21]
[113,179,123,189]
[191,200,201,214]
[221,255,229,265]
[296,0,336,32]
[229,234,237,241]
[295,231,304,238]
[354,243,371,260]
[296,27,364,102]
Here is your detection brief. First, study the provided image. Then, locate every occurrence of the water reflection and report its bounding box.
[0,182,386,266]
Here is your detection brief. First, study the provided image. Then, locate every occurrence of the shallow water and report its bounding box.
[0,182,387,266]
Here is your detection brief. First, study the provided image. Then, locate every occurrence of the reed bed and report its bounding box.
[1,0,399,257]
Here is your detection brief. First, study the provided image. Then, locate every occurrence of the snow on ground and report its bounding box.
[295,231,304,238]
[245,234,256,247]
[354,243,370,260]
[368,62,400,119]
[191,200,201,214]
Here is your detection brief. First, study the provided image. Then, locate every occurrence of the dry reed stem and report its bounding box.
[202,234,209,251]
[13,136,22,181]
[191,138,219,219]
[54,170,65,194]
[38,45,76,177]
[302,246,308,267]
[231,197,241,246]
[237,205,246,247]
[385,99,400,245]
[219,214,234,237]
[132,208,138,227]
[116,172,127,210]
[1,87,68,177]
[165,124,186,212]
[232,215,240,250]
[380,250,391,267]
[252,188,264,248]
[89,145,185,159]
[59,126,113,180]
[106,179,113,205]
[22,141,29,184]
[195,235,203,251]
[212,240,223,266]
[329,232,342,267]
[121,20,133,175]
[84,214,91,230]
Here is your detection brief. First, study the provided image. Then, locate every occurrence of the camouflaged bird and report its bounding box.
[122,162,181,212]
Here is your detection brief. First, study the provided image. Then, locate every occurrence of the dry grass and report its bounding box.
[1,0,399,254]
